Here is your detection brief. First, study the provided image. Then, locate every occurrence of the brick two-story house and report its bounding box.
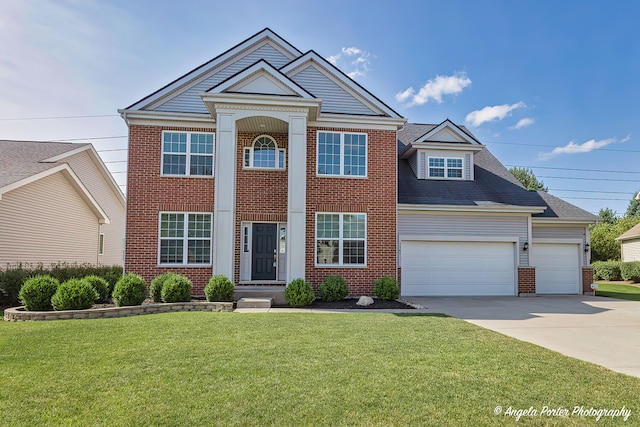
[119,28,597,297]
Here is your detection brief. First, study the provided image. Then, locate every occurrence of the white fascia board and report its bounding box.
[532,217,598,226]
[398,203,547,214]
[126,29,301,111]
[200,92,322,120]
[399,142,483,159]
[281,51,403,119]
[311,113,406,131]
[0,164,110,223]
[118,110,216,128]
[413,119,481,145]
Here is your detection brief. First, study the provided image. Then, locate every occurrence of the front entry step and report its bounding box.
[236,298,273,309]
[234,286,286,305]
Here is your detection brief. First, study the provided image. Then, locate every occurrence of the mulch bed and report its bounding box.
[300,298,413,310]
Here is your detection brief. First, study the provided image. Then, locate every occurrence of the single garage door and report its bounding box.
[530,243,580,294]
[401,241,516,296]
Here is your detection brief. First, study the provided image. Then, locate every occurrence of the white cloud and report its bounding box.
[396,72,471,106]
[465,102,526,127]
[325,46,371,79]
[510,117,535,129]
[538,137,622,160]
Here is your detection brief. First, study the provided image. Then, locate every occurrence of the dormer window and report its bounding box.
[244,135,285,170]
[428,156,463,179]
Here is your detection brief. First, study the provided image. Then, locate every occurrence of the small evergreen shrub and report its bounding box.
[374,276,400,300]
[592,261,623,281]
[620,262,640,283]
[18,275,60,311]
[284,278,315,307]
[319,275,348,302]
[150,273,177,303]
[0,268,30,306]
[83,275,110,302]
[205,275,234,302]
[161,274,193,303]
[112,273,146,307]
[51,278,98,311]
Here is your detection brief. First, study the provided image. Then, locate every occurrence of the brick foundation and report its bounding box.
[518,267,536,295]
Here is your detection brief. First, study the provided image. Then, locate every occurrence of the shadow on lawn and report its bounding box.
[392,313,450,318]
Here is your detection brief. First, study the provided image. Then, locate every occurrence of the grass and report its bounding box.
[596,282,640,301]
[1,313,639,426]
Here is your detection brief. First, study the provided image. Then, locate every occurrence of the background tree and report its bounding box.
[590,216,640,262]
[598,207,618,225]
[626,190,640,217]
[508,167,548,192]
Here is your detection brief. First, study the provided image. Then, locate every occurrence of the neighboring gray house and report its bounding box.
[397,120,598,296]
[617,223,640,262]
[0,141,125,267]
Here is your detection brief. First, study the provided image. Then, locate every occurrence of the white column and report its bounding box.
[287,115,307,283]
[213,111,236,279]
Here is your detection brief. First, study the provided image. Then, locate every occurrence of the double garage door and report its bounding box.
[401,240,580,296]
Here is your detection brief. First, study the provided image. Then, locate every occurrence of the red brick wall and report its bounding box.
[305,127,397,295]
[518,267,536,294]
[582,267,594,294]
[125,125,215,294]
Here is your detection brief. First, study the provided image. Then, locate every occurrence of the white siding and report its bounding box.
[398,212,529,266]
[533,225,589,266]
[65,151,125,266]
[407,152,418,178]
[0,172,99,265]
[154,43,294,113]
[288,65,378,115]
[621,239,640,262]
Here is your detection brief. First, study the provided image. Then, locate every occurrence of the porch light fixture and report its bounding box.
[584,243,590,252]
[522,241,529,251]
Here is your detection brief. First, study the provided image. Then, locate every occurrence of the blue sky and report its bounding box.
[1,0,638,215]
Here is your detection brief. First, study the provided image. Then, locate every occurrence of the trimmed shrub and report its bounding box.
[319,275,348,302]
[374,276,400,300]
[112,273,146,307]
[0,268,31,307]
[51,278,98,311]
[592,261,623,281]
[150,273,177,303]
[83,275,110,302]
[620,262,640,283]
[161,274,193,303]
[18,275,60,311]
[284,278,315,307]
[205,275,234,302]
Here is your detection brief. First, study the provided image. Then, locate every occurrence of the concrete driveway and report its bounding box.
[404,295,640,378]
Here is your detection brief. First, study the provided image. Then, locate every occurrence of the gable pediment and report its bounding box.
[414,120,481,145]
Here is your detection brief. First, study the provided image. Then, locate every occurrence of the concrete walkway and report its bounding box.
[404,295,640,378]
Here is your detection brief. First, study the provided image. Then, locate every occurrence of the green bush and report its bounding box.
[0,268,30,306]
[18,275,60,311]
[620,262,640,283]
[319,275,348,302]
[83,275,110,302]
[51,278,98,311]
[373,276,400,300]
[161,274,193,303]
[284,278,315,307]
[112,273,146,307]
[205,275,235,302]
[592,261,623,281]
[150,273,177,303]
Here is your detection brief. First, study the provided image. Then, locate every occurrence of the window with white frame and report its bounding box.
[428,156,463,179]
[162,131,214,176]
[316,213,366,266]
[317,132,367,177]
[244,135,285,169]
[159,212,212,265]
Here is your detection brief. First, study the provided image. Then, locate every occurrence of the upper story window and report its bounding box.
[317,132,367,177]
[428,156,463,179]
[243,135,285,170]
[161,131,214,177]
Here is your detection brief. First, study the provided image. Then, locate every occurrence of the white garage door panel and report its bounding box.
[531,243,579,294]
[401,241,515,296]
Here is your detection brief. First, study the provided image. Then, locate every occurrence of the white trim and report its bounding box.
[532,238,583,245]
[315,212,367,267]
[413,119,482,145]
[316,131,368,178]
[311,114,406,130]
[243,135,286,170]
[200,92,321,121]
[398,203,546,214]
[399,235,519,243]
[119,110,216,128]
[157,211,213,267]
[98,233,105,256]
[532,217,597,225]
[160,130,215,177]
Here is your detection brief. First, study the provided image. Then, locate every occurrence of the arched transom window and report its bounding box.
[244,135,286,169]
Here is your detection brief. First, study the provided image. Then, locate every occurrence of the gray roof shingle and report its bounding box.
[398,124,598,221]
[0,140,88,188]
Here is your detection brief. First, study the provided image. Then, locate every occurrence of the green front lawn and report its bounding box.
[596,283,640,301]
[1,313,638,426]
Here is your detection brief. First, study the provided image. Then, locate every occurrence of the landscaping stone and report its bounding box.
[356,296,374,306]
